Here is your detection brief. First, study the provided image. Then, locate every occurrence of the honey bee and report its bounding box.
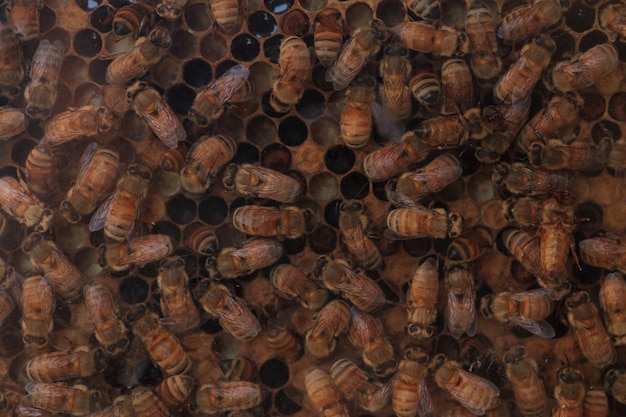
[22,142,56,197]
[414,109,487,148]
[600,3,626,40]
[480,288,557,337]
[24,383,100,416]
[392,349,436,417]
[537,197,579,279]
[180,135,236,195]
[223,163,303,203]
[112,4,150,36]
[441,59,473,115]
[497,0,563,44]
[379,43,412,121]
[99,234,174,271]
[43,105,113,146]
[7,0,40,41]
[305,299,351,358]
[127,81,186,149]
[430,354,501,415]
[24,39,64,120]
[0,176,53,232]
[221,356,256,382]
[233,205,315,239]
[553,366,585,417]
[14,403,54,417]
[392,153,462,203]
[305,368,349,417]
[155,375,194,408]
[492,163,570,196]
[579,238,626,274]
[326,26,382,91]
[196,282,261,342]
[60,143,120,224]
[132,312,191,375]
[409,71,440,108]
[183,222,219,256]
[503,346,547,417]
[394,21,461,57]
[314,8,344,67]
[583,388,609,417]
[606,137,626,177]
[213,238,283,279]
[466,0,501,80]
[340,75,376,149]
[0,22,24,97]
[89,163,151,242]
[362,131,431,181]
[405,0,440,20]
[566,291,616,369]
[349,305,396,378]
[19,274,54,349]
[528,138,612,172]
[406,257,439,339]
[445,266,477,339]
[158,256,201,335]
[0,107,27,140]
[494,35,555,105]
[315,257,386,312]
[25,346,105,382]
[386,203,464,240]
[23,233,86,302]
[131,387,170,417]
[189,64,253,126]
[605,369,626,405]
[330,358,388,412]
[270,36,312,112]
[338,200,382,270]
[270,263,328,310]
[195,381,263,414]
[505,196,544,226]
[83,280,129,355]
[550,43,619,93]
[265,323,303,363]
[599,272,626,346]
[210,0,243,34]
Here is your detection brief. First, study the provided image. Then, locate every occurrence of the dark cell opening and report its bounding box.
[283,237,306,255]
[91,5,114,32]
[274,389,302,415]
[248,11,278,37]
[575,203,603,235]
[609,93,626,121]
[166,194,197,224]
[296,89,326,119]
[119,276,149,304]
[201,33,228,61]
[372,180,388,201]
[580,93,605,121]
[265,0,294,13]
[264,34,284,64]
[377,279,398,302]
[433,238,452,257]
[324,199,342,228]
[0,217,21,251]
[551,31,576,62]
[0,330,23,358]
[309,225,337,254]
[231,34,261,62]
[76,0,102,11]
[230,197,252,214]
[565,3,595,33]
[199,196,228,225]
[377,236,400,256]
[167,84,195,115]
[170,31,197,60]
[136,358,163,385]
[54,302,72,329]
[185,2,212,31]
[261,143,292,171]
[579,30,608,52]
[262,91,290,118]
[183,58,212,88]
[201,318,222,334]
[215,60,239,78]
[433,333,460,360]
[138,261,159,278]
[403,239,432,257]
[259,358,289,388]
[152,221,181,247]
[280,9,310,36]
[376,0,405,27]
[11,139,35,167]
[74,29,102,57]
[279,117,308,146]
[324,145,355,174]
[39,5,56,32]
[233,142,260,164]
[341,172,369,199]
[0,165,17,180]
[89,59,110,85]
[592,120,621,143]
[312,64,335,91]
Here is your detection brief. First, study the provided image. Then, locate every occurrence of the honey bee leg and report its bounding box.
[570,240,582,271]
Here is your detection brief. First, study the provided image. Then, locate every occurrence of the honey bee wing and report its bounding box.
[416,377,436,417]
[446,286,477,339]
[29,39,54,79]
[220,298,261,340]
[143,100,186,149]
[253,169,301,202]
[371,101,404,141]
[209,64,250,107]
[88,194,113,232]
[509,316,555,338]
[451,371,500,415]
[510,288,558,302]
[119,238,170,266]
[497,12,538,40]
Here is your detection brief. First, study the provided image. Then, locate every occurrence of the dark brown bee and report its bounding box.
[100,234,174,271]
[132,387,170,417]
[181,135,237,195]
[210,0,243,34]
[466,0,502,80]
[20,274,55,349]
[313,8,344,67]
[503,346,547,417]
[498,0,563,44]
[392,350,436,417]
[536,197,579,279]
[265,323,303,363]
[338,200,383,270]
[392,153,463,203]
[600,3,626,39]
[341,75,376,149]
[599,272,626,346]
[413,109,487,148]
[550,43,619,93]
[528,138,612,172]
[583,388,609,417]
[404,0,440,20]
[25,347,105,382]
[0,175,53,232]
[505,196,544,226]
[44,105,114,146]
[441,58,473,115]
[213,238,283,279]
[579,238,626,274]
[270,263,329,310]
[492,163,570,196]
[7,0,40,41]
[394,21,461,57]
[270,36,311,112]
[386,203,463,240]
[232,205,315,239]
[224,163,304,203]
[348,305,396,378]
[113,4,150,36]
[331,358,392,412]
[362,131,431,182]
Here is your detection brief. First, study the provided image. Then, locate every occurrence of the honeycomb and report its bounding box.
[1,0,626,415]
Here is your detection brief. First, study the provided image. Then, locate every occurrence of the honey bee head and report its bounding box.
[222,163,239,191]
[156,3,182,20]
[605,369,623,388]
[408,323,435,338]
[160,255,185,271]
[96,107,114,133]
[565,291,590,309]
[479,294,495,318]
[128,163,152,181]
[33,208,54,233]
[60,200,81,223]
[533,34,556,54]
[21,232,43,253]
[25,104,51,120]
[0,85,21,98]
[303,208,316,233]
[23,335,48,349]
[313,255,330,279]
[503,345,526,364]
[126,81,149,102]
[447,212,463,238]
[492,163,510,186]
[149,26,172,49]
[404,346,429,364]
[187,108,209,127]
[556,366,583,384]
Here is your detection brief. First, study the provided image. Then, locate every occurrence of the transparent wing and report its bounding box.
[88,194,113,232]
[509,316,556,338]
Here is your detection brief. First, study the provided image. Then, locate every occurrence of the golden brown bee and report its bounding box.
[210,0,243,34]
[223,163,303,203]
[393,153,462,203]
[7,0,40,41]
[607,138,626,176]
[553,366,585,417]
[503,345,547,417]
[23,233,86,302]
[599,272,626,346]
[24,383,100,416]
[156,0,186,19]
[132,312,191,375]
[409,71,440,108]
[330,358,388,412]
[60,143,120,224]
[341,75,376,149]
[566,291,616,369]
[44,105,113,146]
[155,375,194,408]
[132,387,170,417]
[0,107,27,140]
[113,4,150,36]
[159,143,188,172]
[445,266,477,339]
[494,35,555,105]
[406,257,439,338]
[24,39,64,120]
[158,256,201,335]
[314,8,344,67]
[0,22,24,97]
[338,200,382,270]
[550,43,619,93]
[180,135,236,194]
[99,234,174,271]
[83,280,129,356]
[305,299,351,358]
[605,369,626,405]
[414,108,487,148]
[394,21,460,57]
[441,58,473,115]
[189,64,253,126]
[498,0,563,44]
[537,197,578,279]
[528,138,612,172]
[305,368,349,417]
[405,0,440,20]
[326,26,382,91]
[233,205,315,239]
[600,3,626,39]
[89,163,151,242]
[392,350,435,417]
[19,274,54,349]
[196,282,261,341]
[270,263,328,310]
[270,36,312,112]
[0,176,53,232]
[349,305,396,378]
[379,43,412,121]
[466,0,501,80]
[362,131,431,181]
[183,222,220,256]
[505,197,544,225]
[221,356,256,381]
[386,204,464,240]
[25,346,105,383]
[315,257,386,312]
[265,323,303,363]
[127,81,186,149]
[213,238,283,279]
[481,288,557,337]
[583,388,609,417]
[492,163,570,196]
[23,142,56,197]
[430,354,501,415]
[579,238,626,274]
[195,381,263,414]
